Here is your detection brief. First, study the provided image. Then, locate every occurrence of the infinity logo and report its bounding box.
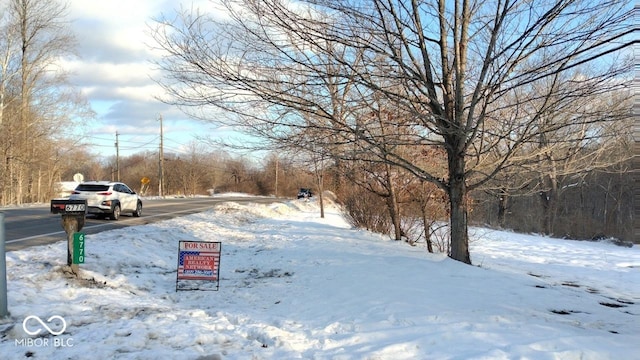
[22,315,67,336]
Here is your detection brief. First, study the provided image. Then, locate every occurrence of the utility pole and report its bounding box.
[158,115,164,197]
[115,131,120,181]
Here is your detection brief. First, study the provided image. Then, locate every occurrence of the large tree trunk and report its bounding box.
[448,151,471,264]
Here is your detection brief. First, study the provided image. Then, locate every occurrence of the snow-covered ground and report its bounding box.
[1,198,638,359]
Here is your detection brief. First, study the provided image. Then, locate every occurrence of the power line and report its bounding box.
[78,132,200,156]
[85,134,160,145]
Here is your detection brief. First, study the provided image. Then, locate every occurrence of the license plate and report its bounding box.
[65,204,86,212]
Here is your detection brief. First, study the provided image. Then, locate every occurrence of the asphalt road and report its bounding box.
[1,196,283,252]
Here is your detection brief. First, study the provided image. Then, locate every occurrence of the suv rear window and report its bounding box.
[75,184,110,192]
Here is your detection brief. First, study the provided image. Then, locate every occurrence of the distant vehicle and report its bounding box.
[69,181,142,220]
[297,188,313,199]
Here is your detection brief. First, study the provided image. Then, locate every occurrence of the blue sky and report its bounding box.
[63,0,226,157]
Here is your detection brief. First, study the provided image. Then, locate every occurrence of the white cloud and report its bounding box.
[50,0,237,157]
[59,1,198,155]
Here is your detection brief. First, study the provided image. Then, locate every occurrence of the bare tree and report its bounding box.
[0,0,91,204]
[174,141,211,196]
[151,0,633,264]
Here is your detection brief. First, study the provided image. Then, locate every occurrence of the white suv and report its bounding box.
[69,181,142,220]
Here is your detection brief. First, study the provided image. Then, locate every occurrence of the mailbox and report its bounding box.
[51,199,87,215]
[51,199,87,231]
[51,199,87,271]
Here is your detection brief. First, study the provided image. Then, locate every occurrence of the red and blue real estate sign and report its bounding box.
[177,241,221,290]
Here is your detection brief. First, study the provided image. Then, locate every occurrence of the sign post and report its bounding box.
[176,241,221,291]
[140,176,150,196]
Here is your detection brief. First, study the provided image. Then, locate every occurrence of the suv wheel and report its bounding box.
[111,204,121,220]
[133,202,142,217]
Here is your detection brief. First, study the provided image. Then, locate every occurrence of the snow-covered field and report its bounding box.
[1,198,638,359]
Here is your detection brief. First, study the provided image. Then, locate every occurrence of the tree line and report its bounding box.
[56,139,637,250]
[56,147,317,200]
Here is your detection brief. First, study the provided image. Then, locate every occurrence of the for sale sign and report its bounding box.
[176,241,221,291]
